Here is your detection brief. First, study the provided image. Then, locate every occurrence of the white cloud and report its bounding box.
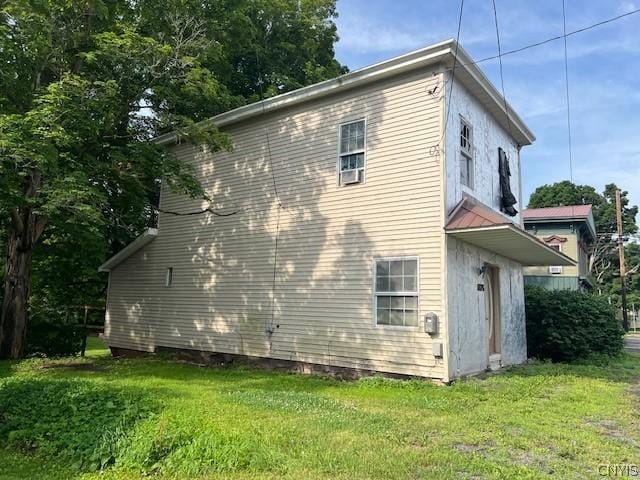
[619,1,638,13]
[335,5,493,55]
[336,21,445,54]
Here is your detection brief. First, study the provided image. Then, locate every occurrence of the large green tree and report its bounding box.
[0,0,345,358]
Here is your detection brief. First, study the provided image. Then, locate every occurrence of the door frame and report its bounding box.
[485,264,501,359]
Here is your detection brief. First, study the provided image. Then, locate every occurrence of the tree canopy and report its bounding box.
[528,180,638,236]
[0,0,345,358]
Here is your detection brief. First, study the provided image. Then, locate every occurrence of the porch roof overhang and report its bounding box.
[98,228,158,272]
[447,224,576,266]
[445,198,576,267]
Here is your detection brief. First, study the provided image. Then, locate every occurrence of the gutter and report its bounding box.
[98,228,158,272]
[152,39,535,147]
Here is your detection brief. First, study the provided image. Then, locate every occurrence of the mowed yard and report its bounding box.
[1,338,640,479]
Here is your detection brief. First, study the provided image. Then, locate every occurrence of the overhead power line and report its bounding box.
[439,0,465,146]
[467,7,640,67]
[561,0,574,185]
[490,0,513,139]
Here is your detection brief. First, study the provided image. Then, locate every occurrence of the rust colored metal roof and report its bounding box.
[445,198,576,266]
[445,197,512,230]
[522,204,592,220]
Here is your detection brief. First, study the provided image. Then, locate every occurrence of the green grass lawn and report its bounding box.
[1,337,639,479]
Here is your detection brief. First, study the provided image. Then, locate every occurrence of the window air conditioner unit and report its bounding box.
[341,169,361,185]
[549,266,563,274]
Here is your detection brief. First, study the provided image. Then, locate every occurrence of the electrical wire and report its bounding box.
[490,0,514,139]
[254,45,284,334]
[439,0,465,148]
[255,49,283,209]
[269,203,281,337]
[157,207,241,217]
[461,7,640,68]
[561,0,574,186]
[430,6,639,158]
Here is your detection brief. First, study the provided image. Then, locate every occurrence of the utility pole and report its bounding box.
[616,189,629,331]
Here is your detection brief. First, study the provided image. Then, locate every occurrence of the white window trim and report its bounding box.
[336,117,367,186]
[460,116,474,189]
[547,244,563,274]
[372,256,420,330]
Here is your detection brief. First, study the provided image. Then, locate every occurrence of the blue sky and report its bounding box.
[333,0,640,207]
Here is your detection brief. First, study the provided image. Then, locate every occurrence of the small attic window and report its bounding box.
[165,267,173,287]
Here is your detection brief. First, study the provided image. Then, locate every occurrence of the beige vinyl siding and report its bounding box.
[105,67,447,378]
[524,233,579,277]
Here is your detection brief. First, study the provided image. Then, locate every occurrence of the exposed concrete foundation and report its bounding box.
[110,346,150,358]
[109,345,444,382]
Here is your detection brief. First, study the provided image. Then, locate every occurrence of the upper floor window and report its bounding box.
[546,244,563,274]
[339,120,365,185]
[460,118,473,188]
[374,258,419,327]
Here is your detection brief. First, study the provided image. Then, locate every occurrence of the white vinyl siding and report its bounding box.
[104,68,447,378]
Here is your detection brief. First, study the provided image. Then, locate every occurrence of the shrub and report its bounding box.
[525,286,625,362]
[26,317,86,357]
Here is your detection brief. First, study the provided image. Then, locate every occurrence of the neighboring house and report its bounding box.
[99,40,573,381]
[523,205,596,291]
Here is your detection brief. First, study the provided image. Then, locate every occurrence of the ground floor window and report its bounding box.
[374,257,418,326]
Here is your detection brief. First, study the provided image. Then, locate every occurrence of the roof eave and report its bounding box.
[153,39,534,147]
[524,216,597,241]
[524,216,588,222]
[449,42,535,145]
[98,228,158,272]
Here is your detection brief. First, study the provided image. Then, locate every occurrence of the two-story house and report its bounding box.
[99,40,573,381]
[523,205,595,291]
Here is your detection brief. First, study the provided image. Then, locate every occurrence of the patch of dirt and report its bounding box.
[628,379,640,401]
[454,443,491,454]
[510,449,555,474]
[456,443,556,475]
[586,418,640,448]
[41,362,107,372]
